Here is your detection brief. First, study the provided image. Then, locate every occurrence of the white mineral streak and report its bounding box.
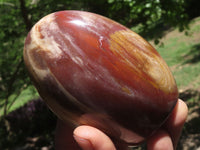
[34,14,63,59]
[25,14,91,114]
[77,12,113,41]
[62,31,86,65]
[69,19,87,27]
[25,14,63,80]
[99,36,104,49]
[67,12,136,97]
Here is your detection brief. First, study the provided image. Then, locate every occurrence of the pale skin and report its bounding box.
[55,99,188,150]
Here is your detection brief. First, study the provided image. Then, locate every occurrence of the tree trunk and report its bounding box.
[19,0,32,31]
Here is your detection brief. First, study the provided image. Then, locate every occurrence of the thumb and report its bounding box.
[73,125,116,150]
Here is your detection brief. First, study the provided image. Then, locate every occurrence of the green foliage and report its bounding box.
[0,0,30,116]
[105,0,189,37]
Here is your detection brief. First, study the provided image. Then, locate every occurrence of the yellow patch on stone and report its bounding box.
[109,30,177,94]
[122,87,132,95]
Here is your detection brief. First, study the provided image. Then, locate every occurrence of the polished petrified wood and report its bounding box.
[23,11,178,145]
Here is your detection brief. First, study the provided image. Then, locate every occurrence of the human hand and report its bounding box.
[55,99,188,150]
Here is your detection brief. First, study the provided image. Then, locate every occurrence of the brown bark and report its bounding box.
[19,0,32,31]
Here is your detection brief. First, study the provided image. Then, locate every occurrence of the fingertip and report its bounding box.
[167,99,188,128]
[177,99,188,125]
[73,126,95,150]
[73,134,94,150]
[147,130,173,150]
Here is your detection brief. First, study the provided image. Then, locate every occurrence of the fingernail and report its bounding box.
[73,135,94,150]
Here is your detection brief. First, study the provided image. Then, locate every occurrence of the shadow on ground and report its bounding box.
[182,43,200,64]
[178,89,200,150]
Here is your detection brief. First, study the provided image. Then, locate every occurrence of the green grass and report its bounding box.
[173,64,200,88]
[152,16,200,90]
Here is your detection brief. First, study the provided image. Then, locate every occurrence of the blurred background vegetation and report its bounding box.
[0,0,200,149]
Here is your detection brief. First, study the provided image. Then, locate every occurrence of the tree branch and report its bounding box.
[19,0,32,31]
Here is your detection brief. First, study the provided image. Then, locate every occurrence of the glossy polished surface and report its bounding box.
[24,11,178,145]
